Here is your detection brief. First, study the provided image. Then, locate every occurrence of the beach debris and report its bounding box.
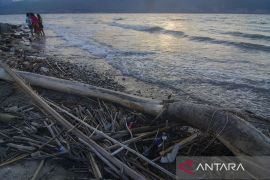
[0,61,146,179]
[159,133,201,163]
[1,64,269,156]
[160,144,180,163]
[0,113,20,124]
[40,67,49,73]
[0,23,12,34]
[22,61,30,66]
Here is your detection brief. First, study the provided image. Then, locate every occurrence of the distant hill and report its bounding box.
[0,0,270,14]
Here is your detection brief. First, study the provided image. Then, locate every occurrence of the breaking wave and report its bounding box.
[225,31,270,41]
[190,36,270,52]
[111,22,270,52]
[110,22,185,36]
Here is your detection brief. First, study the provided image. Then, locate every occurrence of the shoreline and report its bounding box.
[43,29,210,105]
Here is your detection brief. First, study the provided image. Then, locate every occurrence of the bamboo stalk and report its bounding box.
[30,159,45,180]
[88,153,102,179]
[0,154,29,167]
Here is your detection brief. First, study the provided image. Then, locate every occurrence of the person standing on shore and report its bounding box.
[37,14,45,37]
[25,13,33,36]
[29,13,40,37]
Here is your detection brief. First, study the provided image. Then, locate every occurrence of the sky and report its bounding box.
[0,0,270,14]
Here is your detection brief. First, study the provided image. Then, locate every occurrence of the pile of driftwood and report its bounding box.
[0,62,205,179]
[0,60,270,179]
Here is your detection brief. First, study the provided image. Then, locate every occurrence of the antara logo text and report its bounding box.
[178,160,245,176]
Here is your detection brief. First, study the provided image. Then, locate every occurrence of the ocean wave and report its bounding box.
[249,20,268,25]
[190,36,270,52]
[190,36,214,42]
[171,77,270,94]
[110,22,185,36]
[203,79,270,93]
[47,25,111,57]
[114,17,125,21]
[225,41,270,52]
[225,31,270,41]
[47,24,156,60]
[170,18,189,21]
[121,51,155,56]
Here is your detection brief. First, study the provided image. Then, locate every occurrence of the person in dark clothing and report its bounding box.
[26,13,33,36]
[37,14,45,36]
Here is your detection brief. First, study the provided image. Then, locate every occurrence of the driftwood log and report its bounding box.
[0,67,270,156]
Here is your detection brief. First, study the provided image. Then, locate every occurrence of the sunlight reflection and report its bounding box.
[158,34,178,53]
[164,21,185,31]
[164,21,177,30]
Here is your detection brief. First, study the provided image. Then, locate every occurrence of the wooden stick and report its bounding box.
[0,154,29,167]
[0,113,20,123]
[79,138,127,179]
[131,161,165,180]
[159,132,201,156]
[7,143,35,151]
[44,121,62,147]
[107,127,170,150]
[92,125,165,141]
[12,136,55,148]
[88,153,102,179]
[30,159,45,180]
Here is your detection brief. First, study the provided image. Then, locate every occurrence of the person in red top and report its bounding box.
[29,13,40,36]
